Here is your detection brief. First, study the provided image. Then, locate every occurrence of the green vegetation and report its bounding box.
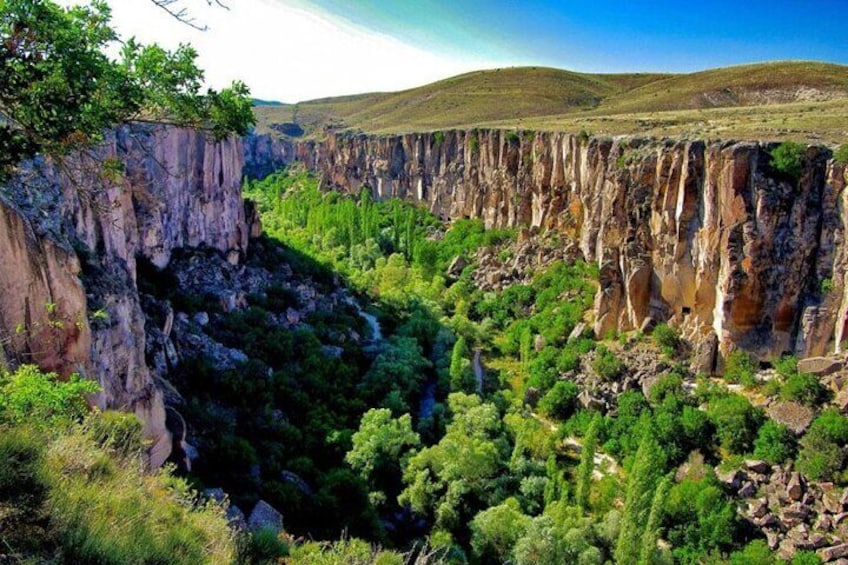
[235,167,832,563]
[0,365,235,563]
[835,144,848,165]
[0,0,254,181]
[723,349,758,387]
[769,141,806,180]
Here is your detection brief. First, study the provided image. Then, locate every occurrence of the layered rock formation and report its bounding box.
[0,125,247,466]
[284,130,848,367]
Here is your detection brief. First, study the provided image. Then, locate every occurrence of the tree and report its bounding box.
[706,393,764,455]
[449,336,476,394]
[0,0,254,181]
[638,476,671,565]
[797,408,848,481]
[576,413,601,511]
[538,381,579,420]
[469,498,531,563]
[753,420,796,465]
[615,434,665,565]
[769,141,805,181]
[346,408,420,508]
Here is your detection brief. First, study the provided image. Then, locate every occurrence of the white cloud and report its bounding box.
[62,0,495,102]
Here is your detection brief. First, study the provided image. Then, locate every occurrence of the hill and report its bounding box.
[254,61,848,143]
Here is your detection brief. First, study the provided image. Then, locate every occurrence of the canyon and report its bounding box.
[3,124,848,465]
[252,130,848,372]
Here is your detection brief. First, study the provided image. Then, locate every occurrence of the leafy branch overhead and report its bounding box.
[0,0,254,181]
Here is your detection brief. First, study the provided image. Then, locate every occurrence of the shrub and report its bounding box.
[0,365,100,430]
[577,129,591,144]
[769,141,805,180]
[791,550,823,565]
[723,350,758,387]
[538,381,579,420]
[652,323,680,356]
[773,354,798,379]
[730,539,775,565]
[706,394,764,455]
[753,420,796,464]
[239,527,289,563]
[781,373,828,406]
[593,346,624,380]
[797,409,848,481]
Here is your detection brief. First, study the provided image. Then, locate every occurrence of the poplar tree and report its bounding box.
[576,412,601,511]
[638,475,671,565]
[615,433,665,565]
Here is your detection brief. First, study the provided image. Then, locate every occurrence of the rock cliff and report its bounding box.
[285,130,848,367]
[0,125,247,467]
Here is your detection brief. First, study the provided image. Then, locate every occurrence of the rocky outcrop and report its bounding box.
[287,130,848,366]
[0,124,247,467]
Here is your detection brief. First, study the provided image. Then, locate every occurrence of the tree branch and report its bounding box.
[148,0,230,31]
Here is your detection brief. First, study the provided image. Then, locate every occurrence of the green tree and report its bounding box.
[706,393,764,454]
[538,381,579,420]
[769,141,806,180]
[638,475,671,565]
[730,539,774,565]
[615,434,665,565]
[797,408,848,481]
[0,0,254,180]
[346,408,420,507]
[576,413,601,511]
[449,336,476,394]
[724,350,758,387]
[753,420,796,465]
[469,497,532,563]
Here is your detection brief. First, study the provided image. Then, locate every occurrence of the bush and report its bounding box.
[769,141,805,180]
[753,420,796,465]
[730,539,774,565]
[538,381,579,420]
[797,409,848,481]
[792,550,823,565]
[593,346,624,380]
[706,394,764,455]
[85,410,144,457]
[652,323,680,356]
[781,373,828,406]
[0,365,100,430]
[723,350,758,387]
[240,527,289,563]
[773,354,798,379]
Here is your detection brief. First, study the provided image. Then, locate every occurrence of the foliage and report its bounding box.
[575,413,601,511]
[652,323,680,357]
[399,393,508,531]
[664,475,738,562]
[781,372,828,405]
[537,381,579,420]
[286,537,404,565]
[723,350,758,387]
[797,408,848,481]
[592,345,624,380]
[469,497,531,562]
[835,144,848,166]
[0,0,254,180]
[449,336,476,394]
[729,539,774,565]
[769,141,806,180]
[615,434,665,565]
[346,409,420,507]
[753,420,796,465]
[706,393,764,455]
[0,365,100,430]
[0,365,234,563]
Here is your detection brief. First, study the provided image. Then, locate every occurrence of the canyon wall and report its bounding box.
[0,125,247,466]
[282,130,848,367]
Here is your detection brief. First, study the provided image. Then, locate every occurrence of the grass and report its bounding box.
[254,61,848,144]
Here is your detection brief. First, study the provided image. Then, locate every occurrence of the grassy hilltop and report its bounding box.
[255,61,848,143]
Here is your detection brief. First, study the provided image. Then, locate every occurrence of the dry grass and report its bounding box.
[254,61,848,144]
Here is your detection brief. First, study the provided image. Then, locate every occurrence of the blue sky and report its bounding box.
[307,0,848,72]
[91,0,848,102]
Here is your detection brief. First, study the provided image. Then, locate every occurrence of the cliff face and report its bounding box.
[0,125,247,467]
[289,130,848,367]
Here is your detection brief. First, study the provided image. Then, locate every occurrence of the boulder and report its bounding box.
[819,543,848,562]
[787,472,805,502]
[745,460,772,475]
[248,500,284,534]
[798,357,844,376]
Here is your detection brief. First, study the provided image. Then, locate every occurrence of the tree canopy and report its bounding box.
[0,0,254,180]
